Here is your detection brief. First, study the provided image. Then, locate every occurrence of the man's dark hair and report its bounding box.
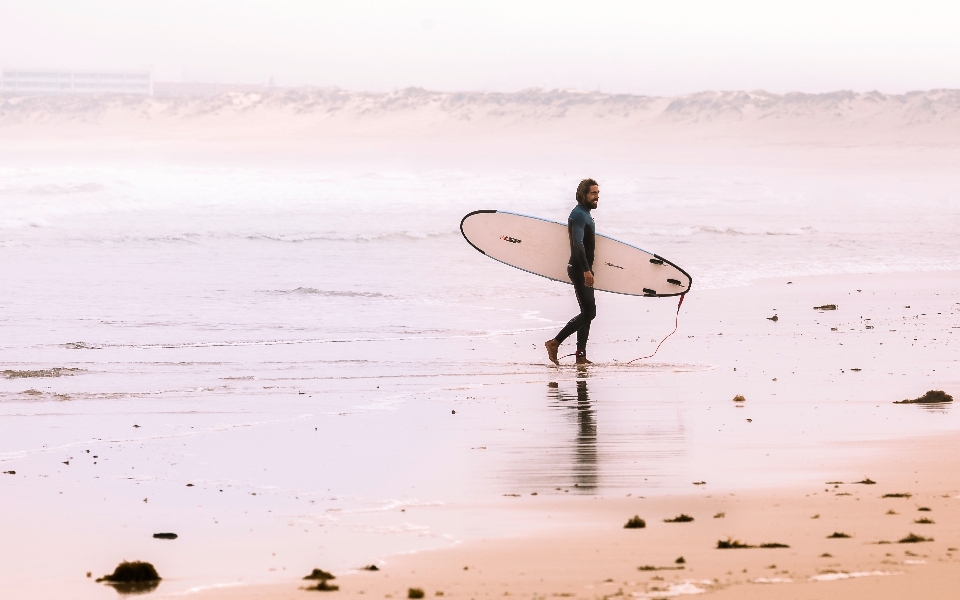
[576,179,599,204]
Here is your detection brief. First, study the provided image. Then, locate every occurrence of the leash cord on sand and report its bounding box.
[557,293,687,364]
[621,293,686,365]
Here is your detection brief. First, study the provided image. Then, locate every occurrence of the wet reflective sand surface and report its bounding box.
[2,161,960,598]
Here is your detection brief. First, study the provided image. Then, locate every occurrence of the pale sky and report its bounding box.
[1,0,958,95]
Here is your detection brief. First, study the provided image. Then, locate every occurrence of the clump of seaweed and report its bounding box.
[827,532,851,539]
[914,518,935,524]
[814,304,838,311]
[96,561,161,594]
[883,493,912,498]
[855,478,876,485]
[759,543,790,549]
[917,507,931,512]
[152,532,177,540]
[899,533,933,544]
[304,569,335,581]
[664,514,694,523]
[624,516,646,529]
[820,553,832,558]
[362,565,379,571]
[306,581,339,592]
[717,538,753,549]
[408,588,425,599]
[675,557,685,564]
[303,569,338,592]
[894,390,953,404]
[733,395,745,403]
[638,565,684,571]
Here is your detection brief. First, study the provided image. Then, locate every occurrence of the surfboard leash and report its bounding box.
[622,292,686,365]
[555,292,687,365]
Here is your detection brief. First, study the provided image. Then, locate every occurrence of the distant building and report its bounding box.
[0,69,152,95]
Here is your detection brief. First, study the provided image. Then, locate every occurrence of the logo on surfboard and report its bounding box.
[500,235,522,244]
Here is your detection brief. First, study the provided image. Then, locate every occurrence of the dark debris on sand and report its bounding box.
[827,532,852,538]
[2,368,81,379]
[895,390,953,404]
[717,539,753,549]
[304,569,335,581]
[899,533,934,543]
[152,533,178,540]
[638,565,684,571]
[96,561,161,594]
[664,514,694,523]
[717,539,789,549]
[96,561,161,583]
[304,569,339,592]
[305,581,340,592]
[624,516,646,529]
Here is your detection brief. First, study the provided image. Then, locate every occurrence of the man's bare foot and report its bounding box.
[575,352,592,365]
[545,339,560,365]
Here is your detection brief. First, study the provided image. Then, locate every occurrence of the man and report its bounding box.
[545,179,599,365]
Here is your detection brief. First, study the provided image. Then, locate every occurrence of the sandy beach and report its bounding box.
[193,430,960,600]
[2,87,960,599]
[4,265,960,599]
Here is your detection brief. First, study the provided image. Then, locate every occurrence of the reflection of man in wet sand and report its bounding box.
[547,379,598,490]
[545,179,599,365]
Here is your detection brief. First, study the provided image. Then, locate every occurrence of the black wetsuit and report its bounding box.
[554,204,596,353]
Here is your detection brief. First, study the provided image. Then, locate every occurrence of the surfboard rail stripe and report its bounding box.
[459,209,497,255]
[459,209,693,298]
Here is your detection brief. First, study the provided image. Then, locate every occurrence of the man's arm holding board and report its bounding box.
[568,212,594,287]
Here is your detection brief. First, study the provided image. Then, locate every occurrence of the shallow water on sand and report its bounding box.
[2,160,960,597]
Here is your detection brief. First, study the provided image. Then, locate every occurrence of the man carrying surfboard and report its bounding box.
[545,179,599,365]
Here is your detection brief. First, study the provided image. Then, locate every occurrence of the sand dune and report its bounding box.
[2,88,959,147]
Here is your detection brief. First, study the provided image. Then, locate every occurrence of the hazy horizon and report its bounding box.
[2,1,960,96]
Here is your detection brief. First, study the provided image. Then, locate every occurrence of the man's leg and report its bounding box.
[546,268,594,364]
[574,282,596,364]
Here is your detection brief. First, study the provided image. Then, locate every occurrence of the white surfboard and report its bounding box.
[460,210,692,297]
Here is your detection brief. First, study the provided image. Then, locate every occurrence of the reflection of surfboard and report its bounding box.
[460,210,692,297]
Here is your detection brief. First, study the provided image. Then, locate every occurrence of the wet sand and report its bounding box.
[189,427,960,600]
[5,268,958,599]
[191,268,960,598]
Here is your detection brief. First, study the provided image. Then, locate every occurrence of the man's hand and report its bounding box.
[584,271,594,287]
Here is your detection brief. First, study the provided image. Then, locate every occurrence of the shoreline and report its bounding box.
[4,256,960,599]
[188,427,960,600]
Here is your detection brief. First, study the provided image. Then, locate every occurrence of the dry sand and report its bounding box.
[191,428,960,600]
